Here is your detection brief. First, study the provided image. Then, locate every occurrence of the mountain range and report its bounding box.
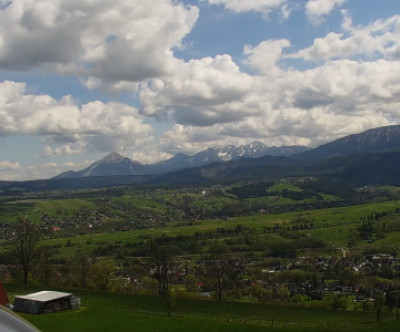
[54,143,309,179]
[55,124,400,180]
[3,124,400,191]
[294,124,400,160]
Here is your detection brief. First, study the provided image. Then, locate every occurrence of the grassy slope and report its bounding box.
[0,199,96,223]
[39,200,400,249]
[3,197,400,331]
[6,287,399,332]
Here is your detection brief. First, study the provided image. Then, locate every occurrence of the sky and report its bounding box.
[0,0,400,181]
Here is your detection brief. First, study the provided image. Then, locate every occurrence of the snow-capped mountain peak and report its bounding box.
[54,143,309,179]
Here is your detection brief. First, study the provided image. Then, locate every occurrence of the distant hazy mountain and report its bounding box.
[295,124,400,160]
[54,152,149,179]
[54,143,308,179]
[6,124,400,190]
[207,142,308,161]
[149,143,308,173]
[50,124,400,180]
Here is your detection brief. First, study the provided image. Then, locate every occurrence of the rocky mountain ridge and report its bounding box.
[295,124,400,160]
[54,142,308,179]
[54,124,400,180]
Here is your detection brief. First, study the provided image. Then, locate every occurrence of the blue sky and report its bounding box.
[0,0,400,180]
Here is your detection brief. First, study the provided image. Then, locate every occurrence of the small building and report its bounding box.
[14,291,80,314]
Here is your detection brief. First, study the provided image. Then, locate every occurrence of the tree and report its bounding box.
[73,249,91,289]
[205,241,244,302]
[140,277,159,295]
[208,242,228,302]
[374,291,386,322]
[89,260,116,291]
[186,274,198,292]
[331,295,348,310]
[149,238,180,296]
[10,218,41,284]
[358,221,375,240]
[33,245,59,286]
[165,288,176,316]
[278,287,290,302]
[269,241,297,258]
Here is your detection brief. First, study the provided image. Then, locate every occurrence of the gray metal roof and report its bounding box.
[15,291,72,303]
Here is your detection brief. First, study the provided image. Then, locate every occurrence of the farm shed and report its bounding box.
[14,291,80,314]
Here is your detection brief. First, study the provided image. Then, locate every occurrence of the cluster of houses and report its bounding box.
[252,253,399,300]
[124,251,400,304]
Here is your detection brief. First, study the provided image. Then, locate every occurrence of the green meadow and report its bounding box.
[3,186,400,332]
[6,286,400,332]
[34,199,400,252]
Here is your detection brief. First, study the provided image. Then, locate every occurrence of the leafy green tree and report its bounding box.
[323,293,349,310]
[322,293,335,308]
[269,241,297,258]
[358,221,375,240]
[291,294,306,304]
[165,288,176,316]
[278,287,290,302]
[253,286,267,301]
[363,301,373,312]
[186,274,199,292]
[89,260,116,291]
[374,291,386,322]
[140,277,159,295]
[332,295,348,310]
[126,259,148,292]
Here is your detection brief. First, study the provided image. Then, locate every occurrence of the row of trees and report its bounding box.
[6,219,243,304]
[6,218,116,290]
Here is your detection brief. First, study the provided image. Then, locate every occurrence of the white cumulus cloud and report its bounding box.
[306,0,347,24]
[140,55,256,126]
[1,1,400,179]
[0,160,22,170]
[0,0,198,87]
[0,80,154,156]
[206,0,286,15]
[289,15,400,61]
[244,39,291,74]
[141,23,400,155]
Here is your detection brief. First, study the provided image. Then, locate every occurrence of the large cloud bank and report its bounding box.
[0,0,400,179]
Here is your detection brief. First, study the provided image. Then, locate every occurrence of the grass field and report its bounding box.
[3,193,400,331]
[0,198,97,223]
[37,200,400,251]
[6,285,400,332]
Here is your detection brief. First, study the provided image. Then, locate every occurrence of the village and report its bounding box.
[1,247,398,311]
